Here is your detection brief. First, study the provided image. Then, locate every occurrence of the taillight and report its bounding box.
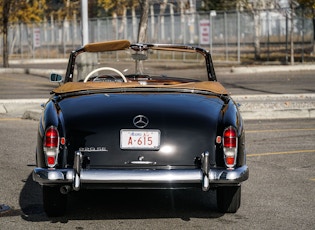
[223,126,238,169]
[44,126,59,168]
[44,127,59,148]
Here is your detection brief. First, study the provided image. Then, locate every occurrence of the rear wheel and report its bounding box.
[216,186,241,213]
[43,186,68,217]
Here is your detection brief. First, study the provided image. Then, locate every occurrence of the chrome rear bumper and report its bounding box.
[32,151,249,191]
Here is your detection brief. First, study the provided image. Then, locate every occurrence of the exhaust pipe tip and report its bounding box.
[60,185,72,194]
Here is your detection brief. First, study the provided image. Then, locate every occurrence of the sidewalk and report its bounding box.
[233,94,315,120]
[1,62,315,121]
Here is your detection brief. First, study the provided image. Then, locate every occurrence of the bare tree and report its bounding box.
[137,0,149,42]
[2,0,12,67]
[1,0,47,67]
[239,0,279,60]
[290,1,295,65]
[246,1,266,60]
[297,0,315,54]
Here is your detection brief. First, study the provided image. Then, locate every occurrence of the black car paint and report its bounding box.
[36,91,245,170]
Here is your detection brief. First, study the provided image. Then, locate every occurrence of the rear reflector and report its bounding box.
[225,156,235,165]
[47,156,55,165]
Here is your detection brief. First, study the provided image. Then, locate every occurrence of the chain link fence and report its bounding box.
[2,9,314,63]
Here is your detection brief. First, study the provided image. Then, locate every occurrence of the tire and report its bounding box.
[42,186,68,217]
[216,186,241,213]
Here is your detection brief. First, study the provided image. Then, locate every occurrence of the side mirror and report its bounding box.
[50,73,63,82]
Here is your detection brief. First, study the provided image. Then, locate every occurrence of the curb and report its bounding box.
[230,64,315,74]
[240,108,315,120]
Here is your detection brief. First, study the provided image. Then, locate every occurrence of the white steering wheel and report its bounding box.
[83,67,127,83]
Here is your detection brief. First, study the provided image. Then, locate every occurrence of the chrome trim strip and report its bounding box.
[127,161,157,165]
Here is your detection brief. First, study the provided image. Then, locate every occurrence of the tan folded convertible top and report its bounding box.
[52,81,229,95]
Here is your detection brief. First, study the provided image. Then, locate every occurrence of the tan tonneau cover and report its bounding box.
[83,40,130,52]
[53,81,229,95]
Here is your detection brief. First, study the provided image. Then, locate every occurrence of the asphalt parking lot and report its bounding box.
[0,118,314,229]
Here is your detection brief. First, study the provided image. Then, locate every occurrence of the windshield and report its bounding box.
[72,47,209,83]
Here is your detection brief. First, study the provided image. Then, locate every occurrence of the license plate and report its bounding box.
[120,129,160,150]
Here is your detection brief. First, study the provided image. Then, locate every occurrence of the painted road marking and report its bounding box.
[246,128,315,133]
[0,118,22,121]
[247,149,315,157]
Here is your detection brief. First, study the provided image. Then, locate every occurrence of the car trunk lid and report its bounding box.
[58,92,225,168]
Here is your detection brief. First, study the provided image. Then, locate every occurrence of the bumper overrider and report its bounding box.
[33,151,249,192]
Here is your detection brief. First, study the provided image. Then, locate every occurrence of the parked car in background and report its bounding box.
[33,40,249,216]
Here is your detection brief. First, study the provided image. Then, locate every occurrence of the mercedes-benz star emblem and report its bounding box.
[133,115,149,128]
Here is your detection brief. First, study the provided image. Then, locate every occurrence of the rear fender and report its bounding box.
[36,100,64,168]
[216,100,245,167]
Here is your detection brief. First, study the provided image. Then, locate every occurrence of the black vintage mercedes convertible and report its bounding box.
[32,40,248,216]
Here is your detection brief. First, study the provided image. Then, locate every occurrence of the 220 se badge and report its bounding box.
[32,40,249,217]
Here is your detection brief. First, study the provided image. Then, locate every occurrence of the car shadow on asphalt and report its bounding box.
[19,173,223,222]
